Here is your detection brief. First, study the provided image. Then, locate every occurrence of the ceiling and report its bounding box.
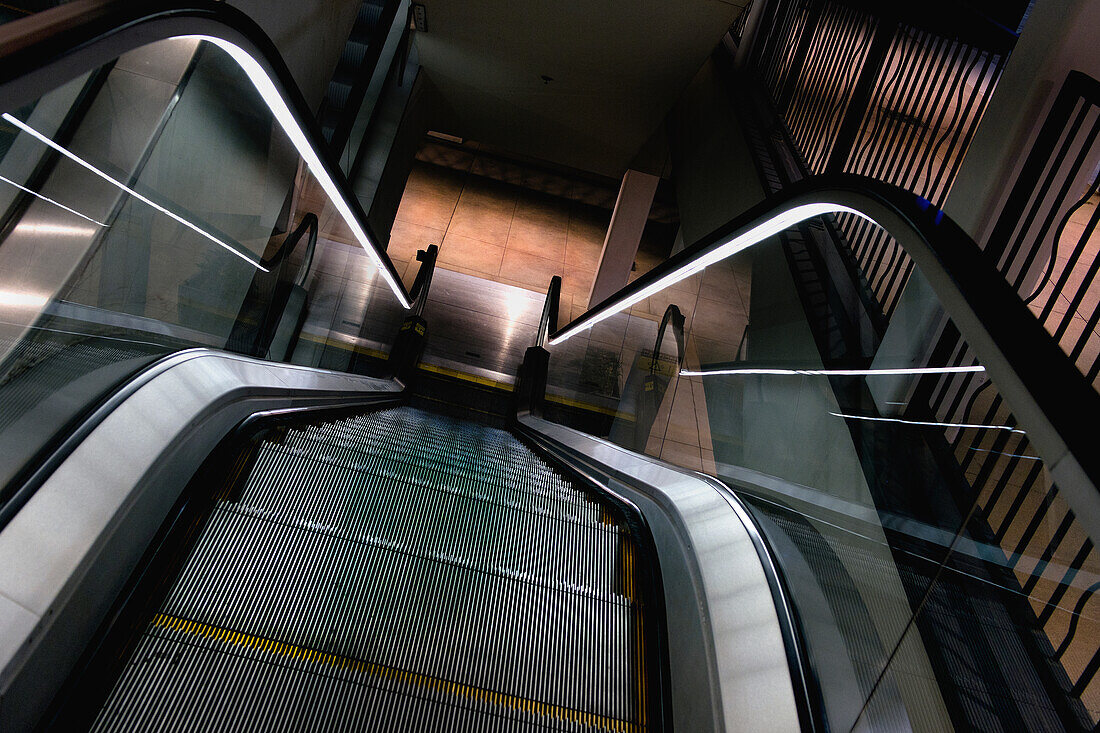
[414,0,748,179]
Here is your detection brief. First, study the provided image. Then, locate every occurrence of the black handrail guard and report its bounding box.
[408,243,438,318]
[536,275,561,348]
[547,173,1100,540]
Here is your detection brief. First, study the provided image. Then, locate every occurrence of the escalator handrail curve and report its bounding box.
[0,0,412,307]
[548,173,1100,538]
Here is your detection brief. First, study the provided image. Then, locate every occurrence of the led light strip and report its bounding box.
[829,411,1025,434]
[2,112,266,271]
[548,202,873,345]
[680,365,986,377]
[0,173,108,226]
[190,36,411,308]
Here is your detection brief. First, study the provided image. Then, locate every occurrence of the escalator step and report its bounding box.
[91,407,654,732]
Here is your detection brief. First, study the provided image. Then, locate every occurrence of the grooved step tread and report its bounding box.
[92,407,653,732]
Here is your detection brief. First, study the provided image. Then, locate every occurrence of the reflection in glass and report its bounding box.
[0,36,402,511]
[543,216,1100,730]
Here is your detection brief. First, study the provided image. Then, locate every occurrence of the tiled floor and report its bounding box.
[386,141,674,321]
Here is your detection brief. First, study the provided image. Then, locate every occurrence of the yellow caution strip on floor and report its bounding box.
[415,362,516,391]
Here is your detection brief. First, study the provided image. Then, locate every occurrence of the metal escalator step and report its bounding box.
[229,459,624,594]
[93,407,654,731]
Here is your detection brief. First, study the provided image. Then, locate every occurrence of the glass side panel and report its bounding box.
[543,217,1100,731]
[0,37,403,504]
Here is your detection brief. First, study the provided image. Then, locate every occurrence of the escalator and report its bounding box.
[1,3,1098,732]
[85,406,661,732]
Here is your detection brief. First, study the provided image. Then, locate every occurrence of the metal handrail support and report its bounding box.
[386,244,437,381]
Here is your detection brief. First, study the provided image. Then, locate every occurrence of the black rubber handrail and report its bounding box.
[535,275,561,348]
[259,212,319,287]
[408,243,438,318]
[547,173,1100,541]
[0,0,412,306]
[650,304,685,373]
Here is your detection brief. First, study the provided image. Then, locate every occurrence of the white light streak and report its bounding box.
[0,290,49,308]
[187,36,410,308]
[829,411,1025,434]
[548,202,875,345]
[0,174,107,226]
[681,365,985,377]
[14,222,99,238]
[2,112,267,272]
[967,446,1041,461]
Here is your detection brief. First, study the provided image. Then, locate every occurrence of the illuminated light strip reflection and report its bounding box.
[0,173,108,226]
[681,365,986,377]
[829,411,1026,434]
[0,290,48,308]
[2,112,267,272]
[548,201,874,345]
[968,446,1041,461]
[188,36,411,308]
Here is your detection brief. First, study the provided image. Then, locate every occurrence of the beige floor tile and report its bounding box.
[508,193,569,259]
[395,189,458,231]
[388,219,445,262]
[438,232,505,278]
[459,175,519,211]
[500,249,565,291]
[659,439,703,472]
[664,383,701,446]
[560,266,595,303]
[701,449,717,476]
[691,296,749,345]
[449,199,515,247]
[404,161,466,199]
[507,223,567,260]
[565,237,603,271]
[319,210,358,247]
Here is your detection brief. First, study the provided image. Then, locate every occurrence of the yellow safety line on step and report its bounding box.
[151,613,643,731]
